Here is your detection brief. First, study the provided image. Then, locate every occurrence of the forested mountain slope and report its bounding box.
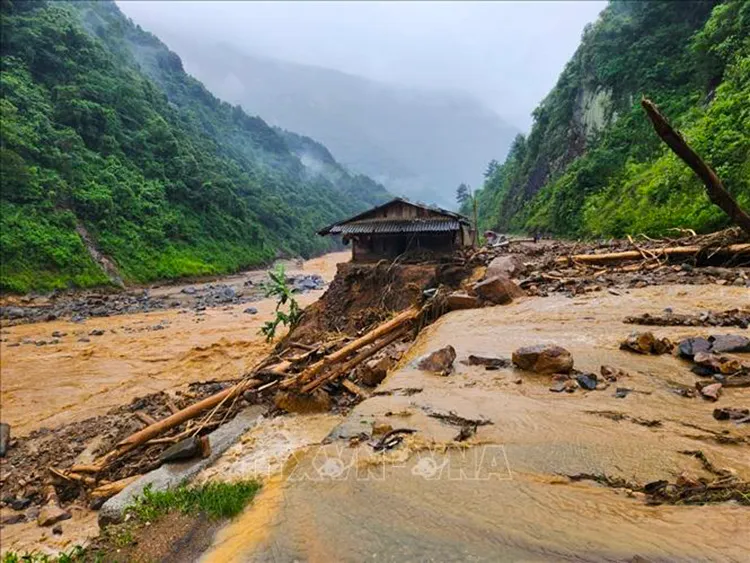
[123,34,519,208]
[472,0,749,237]
[0,0,389,293]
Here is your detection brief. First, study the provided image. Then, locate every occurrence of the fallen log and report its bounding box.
[282,306,421,389]
[300,326,410,393]
[642,98,750,236]
[90,475,141,500]
[73,377,262,473]
[556,243,750,266]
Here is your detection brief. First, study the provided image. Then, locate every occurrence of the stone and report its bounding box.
[52,524,63,535]
[446,292,481,311]
[677,337,712,358]
[77,337,90,343]
[697,382,722,401]
[243,307,258,315]
[360,357,390,387]
[709,334,750,354]
[713,407,750,421]
[159,435,211,464]
[472,276,524,305]
[512,344,574,374]
[0,306,26,320]
[575,373,598,390]
[620,332,673,355]
[181,286,197,295]
[1,513,25,526]
[37,505,71,527]
[600,365,628,382]
[466,355,511,370]
[274,389,332,414]
[486,255,525,279]
[549,381,567,393]
[416,346,456,374]
[0,423,10,457]
[89,329,105,336]
[9,497,30,511]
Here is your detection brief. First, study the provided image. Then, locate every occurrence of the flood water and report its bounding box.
[203,284,750,562]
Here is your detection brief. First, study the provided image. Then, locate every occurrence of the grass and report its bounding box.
[127,480,261,522]
[1,546,92,563]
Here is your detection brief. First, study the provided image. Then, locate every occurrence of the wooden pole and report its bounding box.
[281,306,421,389]
[641,98,750,236]
[556,243,750,265]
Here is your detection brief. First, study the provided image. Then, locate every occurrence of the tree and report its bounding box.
[456,183,470,205]
[484,159,500,178]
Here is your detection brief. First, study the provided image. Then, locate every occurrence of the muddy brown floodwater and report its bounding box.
[203,284,749,562]
[0,252,347,437]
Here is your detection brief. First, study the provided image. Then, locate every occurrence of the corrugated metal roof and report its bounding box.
[329,219,460,235]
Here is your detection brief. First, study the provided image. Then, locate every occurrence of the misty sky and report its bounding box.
[117,1,606,130]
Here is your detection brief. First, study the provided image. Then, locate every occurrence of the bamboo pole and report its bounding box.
[556,243,750,266]
[281,306,420,389]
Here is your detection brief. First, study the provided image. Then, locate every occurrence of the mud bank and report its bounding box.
[204,284,749,561]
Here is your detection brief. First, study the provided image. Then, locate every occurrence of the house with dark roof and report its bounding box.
[318,198,473,261]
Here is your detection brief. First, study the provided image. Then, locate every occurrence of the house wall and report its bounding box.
[352,232,456,262]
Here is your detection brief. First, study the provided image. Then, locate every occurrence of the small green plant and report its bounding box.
[259,264,302,342]
[2,546,88,563]
[127,480,261,522]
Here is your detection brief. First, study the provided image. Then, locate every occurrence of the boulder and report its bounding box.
[677,337,712,358]
[446,292,481,311]
[512,344,574,374]
[359,357,391,387]
[472,276,524,305]
[417,346,456,375]
[486,255,525,279]
[0,423,10,457]
[37,505,71,527]
[709,334,750,354]
[274,389,332,414]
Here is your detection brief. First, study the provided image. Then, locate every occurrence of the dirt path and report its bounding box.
[0,252,347,436]
[203,284,750,561]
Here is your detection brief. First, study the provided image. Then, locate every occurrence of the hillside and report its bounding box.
[471,0,749,237]
[0,0,389,293]
[122,33,519,208]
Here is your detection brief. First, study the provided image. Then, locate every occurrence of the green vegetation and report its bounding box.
[474,0,749,238]
[0,0,389,293]
[2,547,89,563]
[259,264,302,342]
[127,480,261,522]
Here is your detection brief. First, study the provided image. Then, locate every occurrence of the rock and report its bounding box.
[614,388,632,399]
[0,423,10,457]
[512,344,574,374]
[0,306,27,320]
[709,334,750,354]
[697,382,722,401]
[243,307,258,315]
[10,497,31,511]
[677,337,712,358]
[416,346,456,374]
[77,337,90,343]
[713,407,750,421]
[466,355,511,370]
[446,292,481,311]
[620,332,673,355]
[1,513,25,526]
[159,435,211,464]
[274,389,332,414]
[549,381,567,393]
[486,255,525,279]
[51,331,65,338]
[37,505,71,527]
[600,365,628,382]
[181,286,197,295]
[472,276,523,305]
[575,373,598,390]
[52,524,63,535]
[693,352,745,375]
[563,380,577,393]
[89,329,105,336]
[360,357,390,387]
[218,286,236,302]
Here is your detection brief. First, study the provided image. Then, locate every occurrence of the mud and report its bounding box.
[203,284,749,562]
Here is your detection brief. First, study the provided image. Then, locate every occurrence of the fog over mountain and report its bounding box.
[117,1,605,207]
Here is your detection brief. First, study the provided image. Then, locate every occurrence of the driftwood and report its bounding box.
[557,243,750,266]
[73,377,262,473]
[641,98,750,236]
[282,306,421,389]
[90,475,141,500]
[300,325,410,393]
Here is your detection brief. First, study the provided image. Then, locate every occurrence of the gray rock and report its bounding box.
[181,286,197,295]
[576,373,598,390]
[678,337,712,358]
[709,334,750,354]
[159,436,210,464]
[243,307,258,315]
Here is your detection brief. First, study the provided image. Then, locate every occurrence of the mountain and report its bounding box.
[123,33,519,208]
[471,0,749,237]
[0,0,389,293]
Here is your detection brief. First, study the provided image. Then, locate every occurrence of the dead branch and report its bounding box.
[641,98,750,236]
[559,243,750,266]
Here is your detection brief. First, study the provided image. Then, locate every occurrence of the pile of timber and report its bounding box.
[55,297,444,494]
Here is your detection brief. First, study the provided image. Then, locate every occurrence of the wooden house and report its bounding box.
[318,198,473,262]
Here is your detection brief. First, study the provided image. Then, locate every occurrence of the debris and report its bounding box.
[159,435,211,464]
[712,407,750,421]
[465,355,512,370]
[472,275,524,305]
[427,410,493,428]
[627,309,750,329]
[417,345,456,375]
[697,382,722,401]
[620,332,673,355]
[512,344,574,374]
[372,429,416,452]
[454,424,477,442]
[0,423,10,457]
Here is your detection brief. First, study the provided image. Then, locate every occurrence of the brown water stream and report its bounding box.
[203,284,750,562]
